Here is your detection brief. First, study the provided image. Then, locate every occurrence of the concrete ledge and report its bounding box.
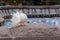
[0,37,60,40]
[0,5,60,9]
[14,37,60,40]
[0,37,12,40]
[0,23,60,40]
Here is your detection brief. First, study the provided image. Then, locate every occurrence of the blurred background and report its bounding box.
[0,0,60,6]
[0,0,60,27]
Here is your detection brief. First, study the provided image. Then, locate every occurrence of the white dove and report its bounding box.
[11,11,28,27]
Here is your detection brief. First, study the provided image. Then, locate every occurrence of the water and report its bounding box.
[28,18,60,26]
[4,19,12,28]
[0,8,60,28]
[3,18,60,27]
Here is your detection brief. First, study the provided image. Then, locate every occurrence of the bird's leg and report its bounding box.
[19,21,23,26]
[24,22,28,26]
[19,21,28,26]
[21,22,25,26]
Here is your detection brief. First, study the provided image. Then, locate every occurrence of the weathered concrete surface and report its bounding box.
[0,23,60,40]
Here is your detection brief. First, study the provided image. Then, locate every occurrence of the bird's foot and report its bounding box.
[19,22,28,26]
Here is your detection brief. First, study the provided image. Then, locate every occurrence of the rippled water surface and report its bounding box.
[3,17,60,28]
[1,9,60,28]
